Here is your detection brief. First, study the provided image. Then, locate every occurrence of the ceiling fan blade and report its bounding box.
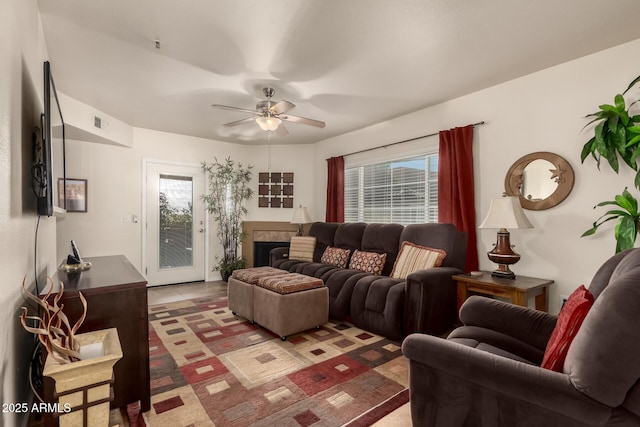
[280,114,326,128]
[275,123,289,137]
[269,100,295,115]
[211,104,261,115]
[223,117,256,127]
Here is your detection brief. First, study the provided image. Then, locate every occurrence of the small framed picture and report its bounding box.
[58,178,87,212]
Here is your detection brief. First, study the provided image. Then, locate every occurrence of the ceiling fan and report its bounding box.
[212,87,325,136]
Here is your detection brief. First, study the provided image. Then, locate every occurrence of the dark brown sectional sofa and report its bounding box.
[269,222,467,341]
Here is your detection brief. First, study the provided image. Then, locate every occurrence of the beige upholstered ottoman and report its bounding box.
[254,273,328,340]
[228,267,288,322]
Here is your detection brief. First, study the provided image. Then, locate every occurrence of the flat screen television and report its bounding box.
[36,61,66,216]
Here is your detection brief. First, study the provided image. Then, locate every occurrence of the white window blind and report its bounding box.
[344,154,438,225]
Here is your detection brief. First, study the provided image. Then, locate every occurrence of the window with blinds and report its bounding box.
[344,154,438,225]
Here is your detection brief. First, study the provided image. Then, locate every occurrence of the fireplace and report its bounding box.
[253,241,289,267]
[241,222,300,268]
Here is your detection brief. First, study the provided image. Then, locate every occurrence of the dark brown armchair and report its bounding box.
[402,248,640,426]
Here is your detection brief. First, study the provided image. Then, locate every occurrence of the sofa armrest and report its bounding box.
[459,296,557,351]
[269,247,289,266]
[402,334,611,425]
[403,267,461,335]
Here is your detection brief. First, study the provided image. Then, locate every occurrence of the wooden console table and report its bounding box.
[454,272,554,312]
[41,255,150,425]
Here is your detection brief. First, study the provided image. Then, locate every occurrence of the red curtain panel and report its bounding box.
[438,125,479,272]
[326,156,345,222]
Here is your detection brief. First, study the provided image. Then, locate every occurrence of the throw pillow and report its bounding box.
[541,285,594,372]
[320,246,351,268]
[348,250,387,275]
[288,236,316,262]
[390,241,446,279]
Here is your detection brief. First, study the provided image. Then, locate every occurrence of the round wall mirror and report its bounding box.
[504,152,574,210]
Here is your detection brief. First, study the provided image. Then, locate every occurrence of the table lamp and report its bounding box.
[291,205,312,236]
[479,194,533,279]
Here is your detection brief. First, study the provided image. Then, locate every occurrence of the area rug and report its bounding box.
[145,294,409,426]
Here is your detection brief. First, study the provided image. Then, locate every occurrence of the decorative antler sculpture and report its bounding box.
[19,276,88,363]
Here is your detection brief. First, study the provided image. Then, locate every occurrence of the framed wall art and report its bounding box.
[58,178,87,212]
[258,172,294,208]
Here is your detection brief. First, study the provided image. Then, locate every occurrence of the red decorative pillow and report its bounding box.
[541,285,594,372]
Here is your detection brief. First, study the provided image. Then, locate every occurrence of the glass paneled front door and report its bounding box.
[145,162,205,286]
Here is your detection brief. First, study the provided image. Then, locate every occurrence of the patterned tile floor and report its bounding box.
[147,280,412,426]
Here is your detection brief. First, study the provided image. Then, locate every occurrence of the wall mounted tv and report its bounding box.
[36,61,66,216]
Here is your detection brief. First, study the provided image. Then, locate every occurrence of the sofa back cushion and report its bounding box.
[587,249,632,299]
[308,222,340,262]
[334,222,367,252]
[399,223,466,270]
[361,223,404,276]
[565,248,640,408]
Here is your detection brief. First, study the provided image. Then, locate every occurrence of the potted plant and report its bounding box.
[581,75,640,189]
[201,157,254,281]
[582,188,640,253]
[581,75,640,252]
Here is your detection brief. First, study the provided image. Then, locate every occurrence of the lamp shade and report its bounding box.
[479,196,533,229]
[256,116,282,131]
[291,205,312,225]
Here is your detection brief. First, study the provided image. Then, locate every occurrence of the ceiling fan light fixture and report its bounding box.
[256,116,281,131]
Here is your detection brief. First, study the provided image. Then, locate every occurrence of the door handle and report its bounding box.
[199,228,205,233]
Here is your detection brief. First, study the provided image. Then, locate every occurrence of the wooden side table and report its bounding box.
[42,255,150,427]
[454,272,554,312]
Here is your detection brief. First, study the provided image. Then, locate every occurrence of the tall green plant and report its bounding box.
[582,188,640,253]
[581,75,640,189]
[201,157,253,278]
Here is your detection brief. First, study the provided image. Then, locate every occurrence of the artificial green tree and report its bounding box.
[201,157,253,280]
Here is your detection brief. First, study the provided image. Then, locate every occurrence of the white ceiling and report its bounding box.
[37,0,640,145]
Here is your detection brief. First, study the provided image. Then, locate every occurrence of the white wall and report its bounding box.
[57,127,317,280]
[0,1,55,426]
[314,38,640,314]
[56,138,142,265]
[243,144,318,221]
[58,92,133,147]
